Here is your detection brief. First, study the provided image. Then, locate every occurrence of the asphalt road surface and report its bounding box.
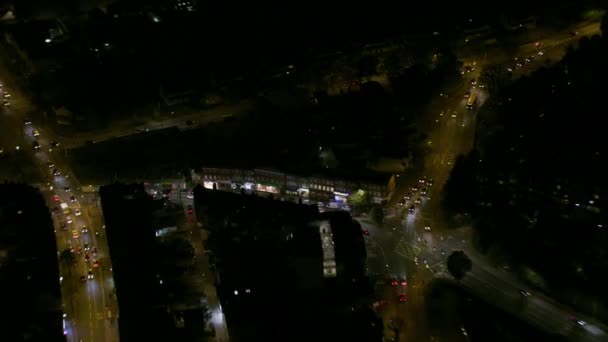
[365,20,604,341]
[0,71,118,341]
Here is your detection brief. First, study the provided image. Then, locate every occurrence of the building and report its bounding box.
[193,186,379,341]
[0,184,63,341]
[100,183,208,341]
[193,166,396,205]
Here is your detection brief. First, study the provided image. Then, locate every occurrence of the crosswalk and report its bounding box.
[425,153,456,169]
[394,238,421,260]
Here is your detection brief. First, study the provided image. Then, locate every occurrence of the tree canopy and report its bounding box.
[447,251,473,280]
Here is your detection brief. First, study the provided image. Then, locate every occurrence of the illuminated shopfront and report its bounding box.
[333,191,349,203]
[298,188,310,197]
[256,183,279,194]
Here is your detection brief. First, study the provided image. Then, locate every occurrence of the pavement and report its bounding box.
[43,100,256,150]
[144,183,231,341]
[363,20,605,342]
[1,71,118,342]
[0,14,603,342]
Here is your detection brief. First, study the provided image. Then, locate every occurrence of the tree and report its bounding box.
[447,251,472,280]
[441,152,479,219]
[348,189,372,214]
[60,248,75,269]
[602,14,608,38]
[431,49,463,89]
[382,51,409,75]
[370,205,384,226]
[358,55,379,78]
[479,63,512,96]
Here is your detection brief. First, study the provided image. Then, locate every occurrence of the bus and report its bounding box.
[466,93,478,110]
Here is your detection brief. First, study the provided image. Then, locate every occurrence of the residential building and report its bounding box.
[192,186,379,341]
[0,184,63,341]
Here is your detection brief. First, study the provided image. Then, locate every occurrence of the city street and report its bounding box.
[0,72,118,342]
[364,20,604,341]
[0,11,604,342]
[41,100,256,150]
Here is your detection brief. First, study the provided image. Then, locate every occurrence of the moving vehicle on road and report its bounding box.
[72,230,79,239]
[398,293,407,303]
[60,203,70,214]
[466,93,478,110]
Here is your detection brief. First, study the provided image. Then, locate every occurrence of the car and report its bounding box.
[538,50,545,56]
[409,205,415,213]
[32,141,40,150]
[64,186,71,192]
[92,259,99,268]
[398,199,406,207]
[92,247,98,255]
[70,195,76,202]
[53,169,60,176]
[372,299,388,309]
[66,216,73,224]
[414,198,422,204]
[186,205,193,214]
[50,141,60,148]
[80,275,87,282]
[24,119,32,125]
[84,243,90,251]
[53,195,60,201]
[87,269,94,280]
[424,226,431,231]
[84,252,90,261]
[411,186,418,192]
[75,209,81,216]
[398,293,407,303]
[81,226,88,233]
[47,161,55,168]
[51,206,60,214]
[72,230,79,239]
[389,277,407,286]
[363,229,370,236]
[421,187,428,195]
[404,192,412,200]
[33,129,40,137]
[520,290,531,297]
[464,91,470,98]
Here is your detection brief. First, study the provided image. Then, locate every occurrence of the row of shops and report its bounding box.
[192,167,395,208]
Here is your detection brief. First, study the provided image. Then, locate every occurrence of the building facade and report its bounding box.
[193,167,395,205]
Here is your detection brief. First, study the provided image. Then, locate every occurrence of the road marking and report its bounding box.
[394,239,421,260]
